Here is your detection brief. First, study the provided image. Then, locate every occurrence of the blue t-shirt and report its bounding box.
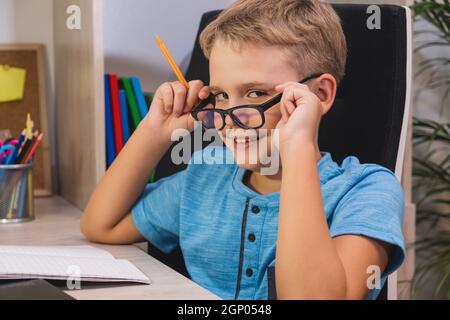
[132,146,405,300]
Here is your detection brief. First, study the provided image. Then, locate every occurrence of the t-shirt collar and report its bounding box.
[231,152,336,207]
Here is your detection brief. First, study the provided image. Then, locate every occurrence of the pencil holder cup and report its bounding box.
[0,163,34,224]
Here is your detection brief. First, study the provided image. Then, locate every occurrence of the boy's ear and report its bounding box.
[313,73,337,115]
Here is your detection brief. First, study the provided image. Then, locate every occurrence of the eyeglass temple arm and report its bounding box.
[299,72,324,84]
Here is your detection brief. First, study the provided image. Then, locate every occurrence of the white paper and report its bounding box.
[0,245,150,284]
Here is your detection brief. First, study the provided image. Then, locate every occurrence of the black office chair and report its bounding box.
[150,4,412,300]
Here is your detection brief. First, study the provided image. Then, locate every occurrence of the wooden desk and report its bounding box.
[0,196,219,300]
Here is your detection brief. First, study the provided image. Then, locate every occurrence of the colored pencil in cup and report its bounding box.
[26,113,34,139]
[15,135,34,164]
[16,131,39,164]
[7,129,26,164]
[155,35,190,89]
[23,132,44,164]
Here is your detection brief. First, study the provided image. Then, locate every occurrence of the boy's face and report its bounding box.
[209,40,299,174]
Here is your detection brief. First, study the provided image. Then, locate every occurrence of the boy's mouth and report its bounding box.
[234,136,257,149]
[229,133,267,149]
[234,135,259,144]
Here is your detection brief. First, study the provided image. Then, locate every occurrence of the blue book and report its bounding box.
[130,77,148,119]
[104,74,116,168]
[119,90,131,143]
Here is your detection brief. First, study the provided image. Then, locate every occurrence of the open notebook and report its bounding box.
[0,245,150,284]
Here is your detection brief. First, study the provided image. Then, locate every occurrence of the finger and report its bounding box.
[285,99,297,115]
[284,87,298,115]
[279,87,299,123]
[279,98,289,123]
[171,81,187,116]
[160,83,174,114]
[275,82,309,92]
[278,87,288,121]
[185,80,204,112]
[280,104,293,120]
[198,86,210,100]
[282,95,296,121]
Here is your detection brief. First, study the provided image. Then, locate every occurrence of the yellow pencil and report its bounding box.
[155,35,190,89]
[26,113,33,139]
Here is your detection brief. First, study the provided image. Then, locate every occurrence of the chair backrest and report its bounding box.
[151,4,412,300]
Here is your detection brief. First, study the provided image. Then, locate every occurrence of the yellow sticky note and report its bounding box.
[0,65,27,103]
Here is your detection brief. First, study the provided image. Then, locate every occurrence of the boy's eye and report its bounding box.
[214,92,228,102]
[247,91,267,98]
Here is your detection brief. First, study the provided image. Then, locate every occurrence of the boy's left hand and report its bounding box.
[273,82,324,152]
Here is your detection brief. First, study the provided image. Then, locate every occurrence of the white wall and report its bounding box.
[0,0,55,169]
[0,0,15,41]
[103,0,235,92]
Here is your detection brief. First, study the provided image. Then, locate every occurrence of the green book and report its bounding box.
[120,77,141,130]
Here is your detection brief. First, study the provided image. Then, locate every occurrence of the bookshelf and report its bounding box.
[54,0,105,210]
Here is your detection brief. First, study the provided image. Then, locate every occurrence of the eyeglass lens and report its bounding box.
[195,101,264,130]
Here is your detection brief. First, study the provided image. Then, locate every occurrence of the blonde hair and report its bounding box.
[199,0,347,83]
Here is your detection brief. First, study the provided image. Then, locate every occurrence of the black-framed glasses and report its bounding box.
[191,73,323,130]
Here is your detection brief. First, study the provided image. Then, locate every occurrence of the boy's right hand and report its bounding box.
[143,80,210,141]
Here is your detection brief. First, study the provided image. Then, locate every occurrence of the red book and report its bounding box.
[109,74,124,154]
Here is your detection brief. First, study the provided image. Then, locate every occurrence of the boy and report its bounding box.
[81,0,405,300]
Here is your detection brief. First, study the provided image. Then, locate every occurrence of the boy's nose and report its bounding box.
[223,114,236,128]
[222,99,250,129]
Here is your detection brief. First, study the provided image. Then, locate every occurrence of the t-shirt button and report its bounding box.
[248,233,256,242]
[246,268,253,277]
[251,205,260,214]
